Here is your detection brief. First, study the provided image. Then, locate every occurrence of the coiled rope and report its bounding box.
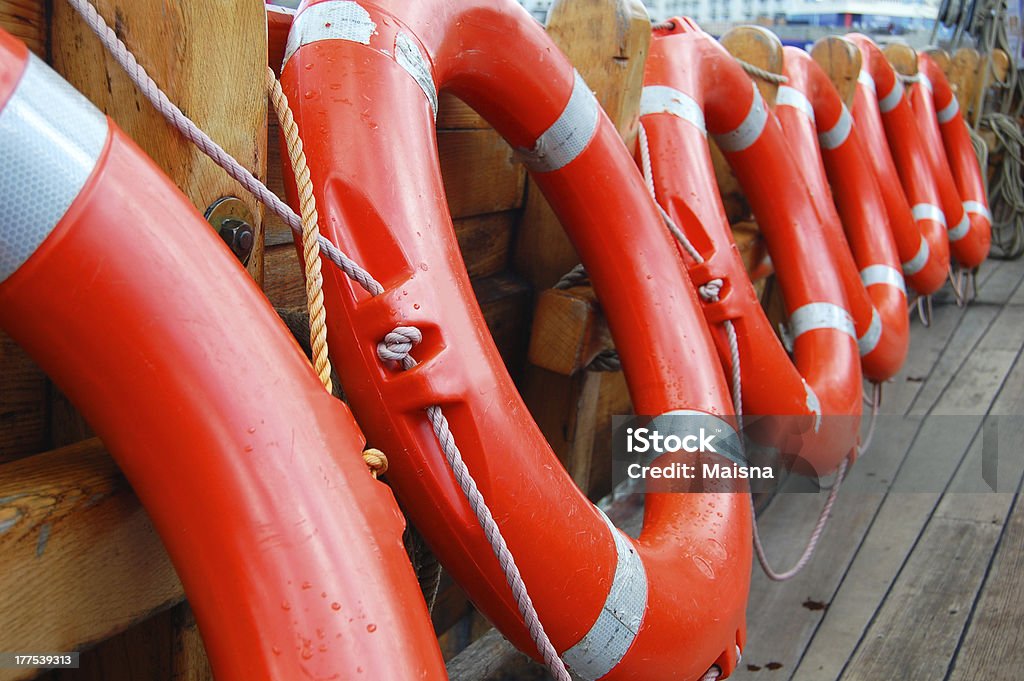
[66,1,570,676]
[982,113,1024,259]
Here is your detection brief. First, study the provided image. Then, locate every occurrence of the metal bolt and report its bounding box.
[205,197,256,267]
[218,218,254,264]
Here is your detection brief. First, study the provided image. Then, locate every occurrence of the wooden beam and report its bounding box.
[50,0,268,284]
[0,333,47,464]
[445,629,546,681]
[527,287,612,376]
[471,273,533,373]
[437,92,490,130]
[0,0,46,58]
[439,129,526,220]
[0,440,183,681]
[455,211,518,280]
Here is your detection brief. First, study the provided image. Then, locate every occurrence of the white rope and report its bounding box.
[64,1,571,677]
[858,382,882,456]
[638,123,705,263]
[377,330,570,680]
[916,295,934,327]
[640,120,849,584]
[752,457,848,581]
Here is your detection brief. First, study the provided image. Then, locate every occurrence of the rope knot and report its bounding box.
[378,326,423,364]
[362,448,389,478]
[698,278,724,302]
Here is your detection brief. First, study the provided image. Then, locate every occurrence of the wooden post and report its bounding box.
[513,0,650,289]
[924,47,953,77]
[719,25,785,106]
[0,0,46,58]
[812,36,863,109]
[515,0,649,496]
[717,26,785,292]
[38,3,268,677]
[883,42,919,81]
[950,47,982,121]
[50,0,267,284]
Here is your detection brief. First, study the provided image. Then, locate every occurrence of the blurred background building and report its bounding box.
[518,0,941,46]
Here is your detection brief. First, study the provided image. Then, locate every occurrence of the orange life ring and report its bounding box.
[0,31,445,681]
[911,53,991,269]
[849,34,951,295]
[282,0,751,678]
[775,45,909,382]
[640,19,861,475]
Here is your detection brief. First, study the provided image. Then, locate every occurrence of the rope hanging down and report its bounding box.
[639,121,848,584]
[267,69,392,477]
[267,69,333,396]
[65,1,569,677]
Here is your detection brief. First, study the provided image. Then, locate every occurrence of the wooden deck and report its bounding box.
[449,254,1024,681]
[732,255,1024,680]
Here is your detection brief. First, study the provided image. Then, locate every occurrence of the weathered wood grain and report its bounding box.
[439,129,526,220]
[445,629,546,681]
[946,492,1024,681]
[0,440,182,681]
[528,287,612,376]
[0,333,48,463]
[811,36,863,109]
[0,0,46,58]
[837,517,1004,681]
[785,261,1024,681]
[50,0,267,283]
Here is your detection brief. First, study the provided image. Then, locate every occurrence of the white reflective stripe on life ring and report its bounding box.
[640,85,707,136]
[561,510,647,680]
[713,82,768,153]
[0,54,108,284]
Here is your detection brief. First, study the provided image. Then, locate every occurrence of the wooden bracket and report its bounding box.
[883,42,919,82]
[812,36,863,110]
[528,287,613,376]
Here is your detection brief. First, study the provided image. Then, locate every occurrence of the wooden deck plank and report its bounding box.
[903,305,1000,417]
[732,259,1023,669]
[733,293,986,677]
[836,516,1004,681]
[788,263,1024,681]
[946,492,1024,681]
[732,418,921,678]
[792,394,1023,681]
